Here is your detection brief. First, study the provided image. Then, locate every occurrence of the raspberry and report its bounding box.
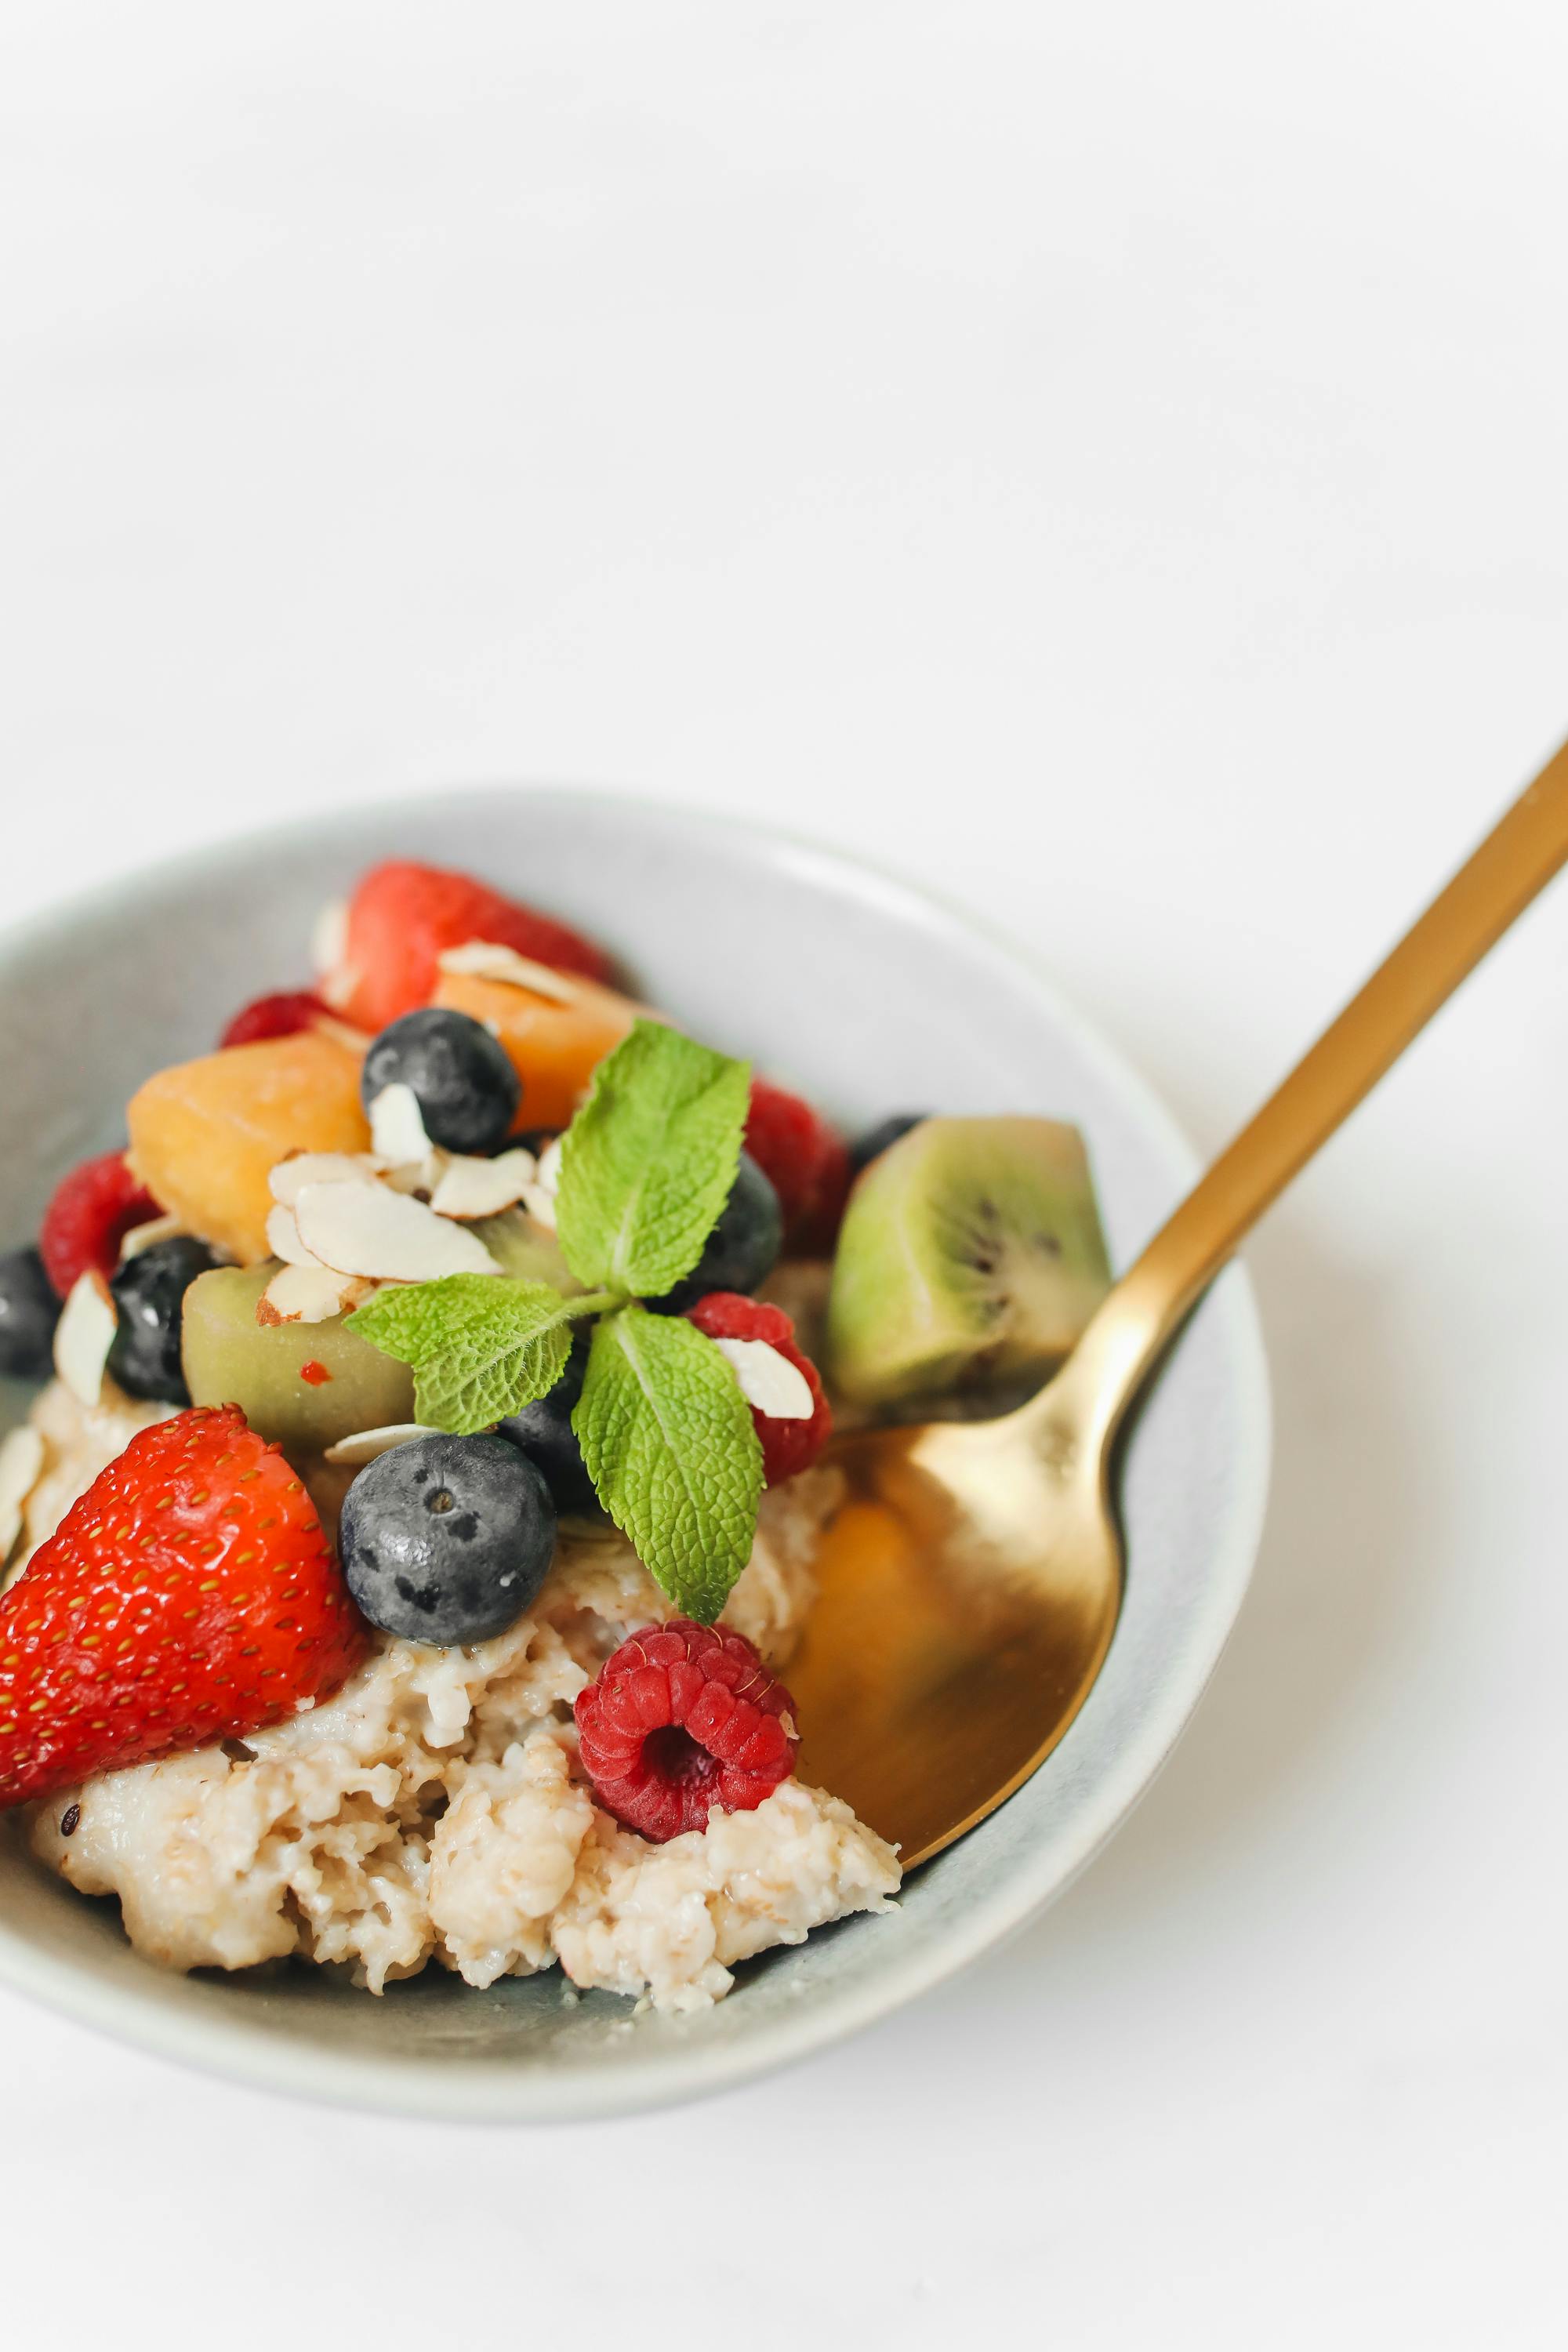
[685,1290,833,1484]
[38,1152,161,1299]
[574,1619,799,1842]
[745,1077,849,1250]
[219,989,328,1049]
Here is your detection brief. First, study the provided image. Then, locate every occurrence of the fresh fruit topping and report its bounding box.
[574,1618,798,1843]
[107,1235,220,1404]
[826,1114,1112,1406]
[219,990,328,1050]
[181,1261,415,1455]
[432,965,651,1134]
[361,1007,521,1156]
[495,1329,597,1511]
[744,1078,850,1251]
[649,1152,782,1313]
[343,1022,776,1620]
[848,1112,928,1175]
[126,1031,370,1265]
[0,1247,61,1380]
[684,1292,831,1485]
[53,1272,119,1406]
[38,1152,161,1299]
[338,1432,557,1645]
[0,1406,365,1809]
[334,861,615,1034]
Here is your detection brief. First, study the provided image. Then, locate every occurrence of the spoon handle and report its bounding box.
[1058,736,1568,1454]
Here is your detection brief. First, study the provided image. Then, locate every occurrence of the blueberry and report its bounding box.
[0,1246,60,1381]
[652,1151,782,1313]
[848,1113,929,1175]
[339,1432,557,1645]
[108,1236,220,1403]
[495,1330,597,1512]
[361,1008,521,1156]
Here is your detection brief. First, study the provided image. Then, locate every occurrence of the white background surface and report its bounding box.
[2,5,1566,2346]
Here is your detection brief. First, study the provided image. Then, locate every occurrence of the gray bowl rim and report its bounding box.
[0,785,1271,2122]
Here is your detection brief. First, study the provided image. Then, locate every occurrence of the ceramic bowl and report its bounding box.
[0,791,1269,2121]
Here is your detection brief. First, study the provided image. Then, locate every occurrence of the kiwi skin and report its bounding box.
[824,1116,1112,1409]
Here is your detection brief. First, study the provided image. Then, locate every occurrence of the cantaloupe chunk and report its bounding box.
[126,1033,369,1265]
[432,966,657,1132]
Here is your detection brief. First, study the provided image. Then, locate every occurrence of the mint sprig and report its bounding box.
[572,1307,764,1620]
[555,1022,750,1300]
[347,1022,779,1622]
[346,1275,605,1436]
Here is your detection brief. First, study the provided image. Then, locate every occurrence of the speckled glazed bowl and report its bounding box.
[0,792,1269,2122]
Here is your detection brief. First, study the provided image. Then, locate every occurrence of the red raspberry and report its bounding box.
[0,1406,366,1809]
[219,989,328,1049]
[745,1077,849,1250]
[335,861,615,1034]
[684,1290,832,1485]
[38,1152,162,1299]
[574,1618,798,1843]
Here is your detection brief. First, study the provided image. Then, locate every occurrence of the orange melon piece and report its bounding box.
[126,1032,369,1265]
[432,965,658,1132]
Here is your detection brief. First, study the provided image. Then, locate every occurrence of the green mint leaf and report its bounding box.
[572,1305,764,1622]
[554,1019,750,1300]
[346,1274,585,1436]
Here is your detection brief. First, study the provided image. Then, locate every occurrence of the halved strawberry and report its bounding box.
[332,862,615,1034]
[0,1406,366,1809]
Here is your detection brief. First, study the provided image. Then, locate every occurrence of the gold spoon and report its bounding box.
[789,739,1568,1867]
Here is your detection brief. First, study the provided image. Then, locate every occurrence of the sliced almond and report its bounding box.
[436,940,583,1001]
[369,1083,434,1170]
[323,1422,441,1466]
[292,1181,503,1282]
[270,1152,381,1208]
[711,1336,815,1421]
[266,1202,325,1267]
[310,896,350,977]
[518,1183,557,1233]
[0,1425,46,1566]
[430,1148,536,1221]
[118,1210,187,1263]
[257,1263,366,1327]
[55,1270,118,1407]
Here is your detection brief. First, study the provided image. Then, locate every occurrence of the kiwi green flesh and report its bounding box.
[824,1116,1112,1407]
[470,1210,582,1293]
[181,1261,415,1460]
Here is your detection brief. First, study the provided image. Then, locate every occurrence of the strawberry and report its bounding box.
[0,1406,366,1809]
[334,861,615,1034]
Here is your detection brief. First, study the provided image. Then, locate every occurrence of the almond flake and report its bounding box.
[0,1425,45,1566]
[519,1184,557,1232]
[292,1181,503,1282]
[310,1011,373,1055]
[266,1203,325,1267]
[257,1263,366,1327]
[535,1135,564,1196]
[436,940,583,1002]
[323,1423,441,1466]
[118,1211,187,1263]
[429,1148,536,1221]
[369,1083,434,1169]
[712,1336,815,1421]
[310,896,350,977]
[55,1270,118,1407]
[270,1152,381,1208]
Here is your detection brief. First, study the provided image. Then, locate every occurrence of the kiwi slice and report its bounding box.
[824,1116,1112,1408]
[181,1261,415,1459]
